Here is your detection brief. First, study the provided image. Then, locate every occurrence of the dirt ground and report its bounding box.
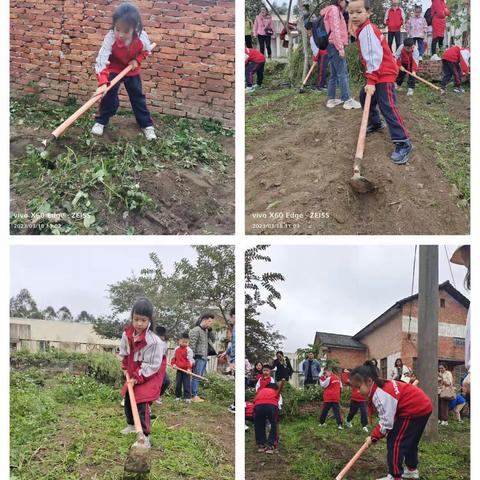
[10,116,234,235]
[245,89,469,235]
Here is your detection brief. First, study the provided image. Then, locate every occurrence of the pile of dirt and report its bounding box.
[246,90,469,235]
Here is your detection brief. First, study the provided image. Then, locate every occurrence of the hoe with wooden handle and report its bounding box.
[400,66,441,91]
[298,62,317,93]
[40,43,157,154]
[172,365,209,381]
[349,89,375,193]
[124,372,152,476]
[335,439,371,480]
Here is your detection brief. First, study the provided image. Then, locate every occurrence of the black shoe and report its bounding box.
[366,122,385,135]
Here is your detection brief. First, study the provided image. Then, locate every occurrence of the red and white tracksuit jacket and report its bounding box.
[369,380,433,441]
[95,30,153,86]
[171,345,195,370]
[245,47,265,65]
[431,0,450,39]
[319,373,342,403]
[356,20,399,86]
[254,387,281,408]
[384,7,405,32]
[442,46,470,75]
[255,375,275,391]
[395,45,420,73]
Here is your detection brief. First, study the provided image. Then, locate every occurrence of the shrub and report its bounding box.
[86,352,124,385]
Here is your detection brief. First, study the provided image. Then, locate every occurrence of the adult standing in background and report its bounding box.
[271,350,294,382]
[189,312,216,402]
[301,352,321,388]
[254,6,274,59]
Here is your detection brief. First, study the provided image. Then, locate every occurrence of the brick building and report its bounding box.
[314,281,469,384]
[10,0,234,126]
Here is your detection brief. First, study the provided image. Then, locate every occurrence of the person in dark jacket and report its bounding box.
[301,352,321,387]
[271,351,294,382]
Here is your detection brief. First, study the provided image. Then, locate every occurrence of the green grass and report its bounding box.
[10,95,233,235]
[11,368,234,480]
[246,413,470,480]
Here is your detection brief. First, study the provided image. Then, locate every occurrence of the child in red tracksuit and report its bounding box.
[431,0,450,59]
[120,298,167,449]
[395,38,420,96]
[245,47,266,93]
[309,35,328,91]
[384,0,405,52]
[350,361,432,480]
[254,380,285,453]
[255,364,275,391]
[319,368,343,429]
[342,370,369,432]
[92,3,156,140]
[440,46,470,94]
[171,332,195,403]
[349,0,412,165]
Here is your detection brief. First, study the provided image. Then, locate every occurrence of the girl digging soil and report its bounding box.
[349,361,432,480]
[120,297,167,449]
[92,2,156,140]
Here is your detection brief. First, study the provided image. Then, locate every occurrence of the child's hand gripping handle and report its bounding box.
[45,43,157,145]
[335,438,371,480]
[172,364,208,382]
[125,371,145,445]
[354,89,372,172]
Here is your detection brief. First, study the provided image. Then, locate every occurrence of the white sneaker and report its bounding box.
[175,397,181,402]
[407,88,414,96]
[91,122,104,136]
[363,426,369,432]
[431,54,441,61]
[402,468,420,479]
[419,56,423,61]
[338,425,344,430]
[132,435,151,449]
[395,83,400,90]
[154,398,162,405]
[345,421,353,428]
[245,86,256,94]
[185,398,192,404]
[376,475,394,480]
[143,126,156,141]
[319,423,326,427]
[343,98,361,110]
[121,398,125,407]
[120,425,136,435]
[326,99,343,108]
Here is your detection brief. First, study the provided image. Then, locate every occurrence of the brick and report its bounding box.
[10,0,234,126]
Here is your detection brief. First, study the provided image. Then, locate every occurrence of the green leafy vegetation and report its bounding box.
[10,96,233,235]
[11,367,234,480]
[246,413,470,480]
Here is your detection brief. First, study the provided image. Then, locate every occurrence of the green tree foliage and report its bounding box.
[42,306,57,320]
[246,0,266,21]
[10,289,42,319]
[245,245,285,362]
[57,306,73,322]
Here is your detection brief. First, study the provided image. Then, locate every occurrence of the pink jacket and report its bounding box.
[321,5,348,56]
[254,14,274,36]
[406,15,428,39]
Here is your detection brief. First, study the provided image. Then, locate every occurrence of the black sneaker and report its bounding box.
[366,122,385,135]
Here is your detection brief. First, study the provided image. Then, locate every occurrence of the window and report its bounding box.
[440,298,446,308]
[380,358,387,379]
[38,340,50,351]
[453,337,465,347]
[10,342,18,352]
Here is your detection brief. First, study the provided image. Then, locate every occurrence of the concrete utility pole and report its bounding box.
[417,245,439,441]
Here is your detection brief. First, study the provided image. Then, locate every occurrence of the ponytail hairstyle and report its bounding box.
[112,2,144,35]
[131,297,154,331]
[350,360,386,388]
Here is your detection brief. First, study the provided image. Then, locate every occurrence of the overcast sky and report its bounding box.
[10,246,198,317]
[253,245,469,352]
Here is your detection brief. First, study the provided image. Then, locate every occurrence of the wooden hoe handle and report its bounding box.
[302,62,317,87]
[354,90,372,163]
[125,372,145,443]
[172,365,208,381]
[400,66,441,91]
[335,440,371,480]
[49,43,157,141]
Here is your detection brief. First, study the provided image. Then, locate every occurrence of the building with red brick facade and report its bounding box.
[314,281,469,383]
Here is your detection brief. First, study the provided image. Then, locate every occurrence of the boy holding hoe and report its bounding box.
[349,0,412,164]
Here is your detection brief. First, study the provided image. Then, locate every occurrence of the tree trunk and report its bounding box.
[285,0,293,59]
[298,2,310,81]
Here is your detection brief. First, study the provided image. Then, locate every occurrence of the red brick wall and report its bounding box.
[326,347,367,370]
[417,60,443,82]
[10,0,235,126]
